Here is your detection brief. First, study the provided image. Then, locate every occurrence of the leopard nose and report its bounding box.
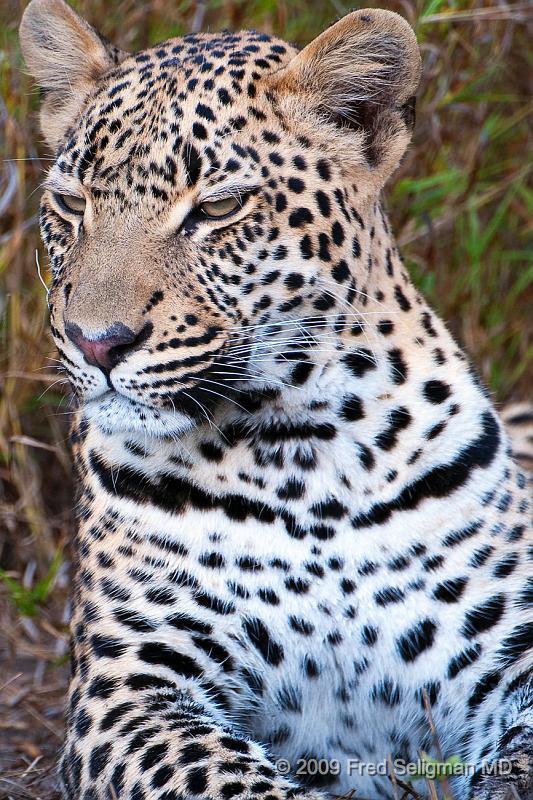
[65,321,142,372]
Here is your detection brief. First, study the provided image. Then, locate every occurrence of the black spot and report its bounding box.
[387,348,408,385]
[342,349,377,378]
[277,683,302,712]
[423,380,451,404]
[180,742,210,766]
[425,421,446,440]
[139,642,202,679]
[291,362,314,386]
[199,441,224,463]
[316,159,331,180]
[199,551,225,569]
[76,708,93,737]
[469,544,494,568]
[285,576,310,594]
[331,259,350,282]
[192,122,207,140]
[310,497,347,520]
[221,781,246,798]
[258,587,279,605]
[375,407,411,451]
[146,587,175,605]
[218,88,231,105]
[110,763,127,796]
[288,177,305,193]
[141,742,169,771]
[433,577,468,603]
[193,635,234,672]
[396,619,437,662]
[327,630,343,646]
[421,311,438,336]
[240,667,264,696]
[372,678,402,706]
[447,644,482,679]
[315,190,331,217]
[461,594,506,638]
[89,742,112,779]
[303,655,320,678]
[183,143,202,187]
[243,617,284,666]
[468,671,501,709]
[88,676,119,699]
[340,578,356,596]
[195,102,215,121]
[100,702,135,732]
[375,586,405,606]
[152,764,174,789]
[378,319,394,336]
[166,613,212,635]
[126,674,175,692]
[288,208,313,228]
[237,556,263,572]
[90,635,127,659]
[442,520,483,548]
[284,272,304,290]
[313,291,335,310]
[492,553,519,579]
[517,578,533,608]
[195,590,234,615]
[277,478,305,500]
[300,234,314,259]
[497,622,533,669]
[340,394,364,422]
[394,285,411,312]
[358,443,375,471]
[361,625,379,646]
[187,766,208,795]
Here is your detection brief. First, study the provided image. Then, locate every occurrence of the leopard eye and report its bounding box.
[54,193,86,215]
[200,196,240,219]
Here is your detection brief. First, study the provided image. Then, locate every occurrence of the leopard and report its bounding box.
[19,1,532,799]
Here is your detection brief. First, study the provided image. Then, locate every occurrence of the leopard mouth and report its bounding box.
[78,339,274,436]
[82,356,251,437]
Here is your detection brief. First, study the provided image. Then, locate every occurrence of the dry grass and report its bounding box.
[0,0,532,797]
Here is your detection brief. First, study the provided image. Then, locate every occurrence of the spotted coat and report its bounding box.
[19,2,533,799]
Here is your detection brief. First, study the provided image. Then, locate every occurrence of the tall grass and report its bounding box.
[0,0,531,796]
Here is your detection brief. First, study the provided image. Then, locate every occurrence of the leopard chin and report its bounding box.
[84,392,196,438]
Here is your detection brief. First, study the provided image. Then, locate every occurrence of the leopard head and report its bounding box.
[20,0,420,436]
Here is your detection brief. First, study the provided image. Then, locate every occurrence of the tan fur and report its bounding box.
[268,10,421,187]
[19,0,127,148]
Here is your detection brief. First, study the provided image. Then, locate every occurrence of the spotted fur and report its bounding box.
[20,1,532,798]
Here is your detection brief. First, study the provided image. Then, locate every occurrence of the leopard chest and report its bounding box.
[76,477,486,770]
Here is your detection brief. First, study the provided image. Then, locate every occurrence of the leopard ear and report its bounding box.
[19,0,128,149]
[268,9,421,185]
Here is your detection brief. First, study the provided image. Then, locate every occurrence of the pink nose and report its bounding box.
[64,322,137,372]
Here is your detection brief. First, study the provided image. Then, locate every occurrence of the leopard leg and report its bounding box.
[469,673,532,800]
[60,665,326,800]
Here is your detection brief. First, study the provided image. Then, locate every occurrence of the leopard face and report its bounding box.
[23,0,420,437]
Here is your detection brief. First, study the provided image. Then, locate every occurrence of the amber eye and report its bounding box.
[53,193,86,215]
[200,196,240,219]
